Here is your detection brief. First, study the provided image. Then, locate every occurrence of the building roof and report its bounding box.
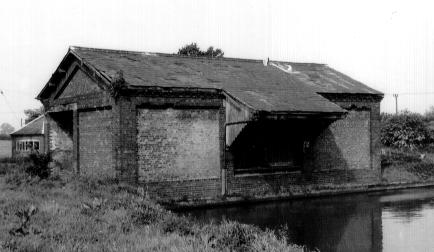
[10,115,45,136]
[39,46,383,114]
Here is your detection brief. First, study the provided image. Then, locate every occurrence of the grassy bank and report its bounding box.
[0,163,301,252]
[1,147,432,251]
[381,147,434,183]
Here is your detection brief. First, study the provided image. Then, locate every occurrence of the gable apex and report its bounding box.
[37,49,112,101]
[55,68,103,99]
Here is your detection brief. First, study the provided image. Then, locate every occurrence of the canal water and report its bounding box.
[183,188,434,252]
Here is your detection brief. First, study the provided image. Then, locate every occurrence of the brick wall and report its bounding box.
[306,110,371,171]
[78,108,115,179]
[140,178,221,200]
[47,113,73,166]
[322,94,383,173]
[226,151,380,197]
[225,95,383,199]
[40,56,384,203]
[137,108,220,182]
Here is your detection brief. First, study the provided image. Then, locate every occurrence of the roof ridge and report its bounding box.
[69,46,326,65]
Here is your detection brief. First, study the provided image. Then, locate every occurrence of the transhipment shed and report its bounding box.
[37,46,383,201]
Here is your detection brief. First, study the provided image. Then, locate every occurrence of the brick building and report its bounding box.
[37,46,383,202]
[10,115,47,157]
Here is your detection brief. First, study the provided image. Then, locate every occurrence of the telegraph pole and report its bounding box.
[393,94,398,114]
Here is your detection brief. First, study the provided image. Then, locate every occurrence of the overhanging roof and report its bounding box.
[37,46,383,115]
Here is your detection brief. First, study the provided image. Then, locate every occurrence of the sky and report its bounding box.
[0,0,433,129]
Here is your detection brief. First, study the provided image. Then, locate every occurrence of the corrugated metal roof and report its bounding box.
[10,115,45,136]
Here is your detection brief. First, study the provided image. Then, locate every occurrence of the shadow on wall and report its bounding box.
[49,111,73,139]
[228,119,354,193]
[230,121,305,173]
[306,128,349,171]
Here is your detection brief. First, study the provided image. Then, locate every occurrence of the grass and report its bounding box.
[5,147,432,251]
[0,163,302,252]
[381,147,434,183]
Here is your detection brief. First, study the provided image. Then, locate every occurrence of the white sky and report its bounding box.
[0,0,433,129]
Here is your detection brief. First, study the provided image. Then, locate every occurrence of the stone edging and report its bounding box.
[169,181,434,210]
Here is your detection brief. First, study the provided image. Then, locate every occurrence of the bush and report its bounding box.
[160,214,195,236]
[381,148,421,168]
[131,203,165,226]
[203,221,259,251]
[25,153,52,179]
[408,163,434,180]
[381,111,431,149]
[4,166,30,187]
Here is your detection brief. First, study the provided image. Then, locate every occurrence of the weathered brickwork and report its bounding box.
[225,151,380,197]
[39,53,384,204]
[137,108,220,181]
[141,178,221,200]
[46,112,74,169]
[47,114,73,152]
[323,94,383,173]
[307,110,371,171]
[224,95,383,200]
[79,108,115,178]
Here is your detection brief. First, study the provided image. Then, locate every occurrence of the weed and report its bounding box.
[25,153,52,179]
[0,170,302,251]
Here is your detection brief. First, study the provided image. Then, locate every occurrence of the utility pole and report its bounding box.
[393,94,399,114]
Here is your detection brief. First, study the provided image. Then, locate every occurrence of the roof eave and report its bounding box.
[254,110,347,121]
[36,47,113,101]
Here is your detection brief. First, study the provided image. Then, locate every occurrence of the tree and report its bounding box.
[0,122,15,135]
[424,106,434,121]
[178,43,202,57]
[177,43,224,58]
[381,111,430,149]
[24,106,44,124]
[204,46,224,58]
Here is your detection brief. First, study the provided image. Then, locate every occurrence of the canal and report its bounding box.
[183,188,434,252]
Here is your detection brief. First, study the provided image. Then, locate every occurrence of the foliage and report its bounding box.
[381,148,422,168]
[23,107,44,124]
[107,70,126,100]
[380,146,434,183]
[381,111,431,149]
[0,174,301,252]
[25,153,52,179]
[0,134,11,140]
[0,123,14,135]
[178,42,224,58]
[203,221,258,251]
[424,106,434,122]
[408,163,434,180]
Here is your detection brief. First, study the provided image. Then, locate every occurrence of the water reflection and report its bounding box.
[184,188,434,252]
